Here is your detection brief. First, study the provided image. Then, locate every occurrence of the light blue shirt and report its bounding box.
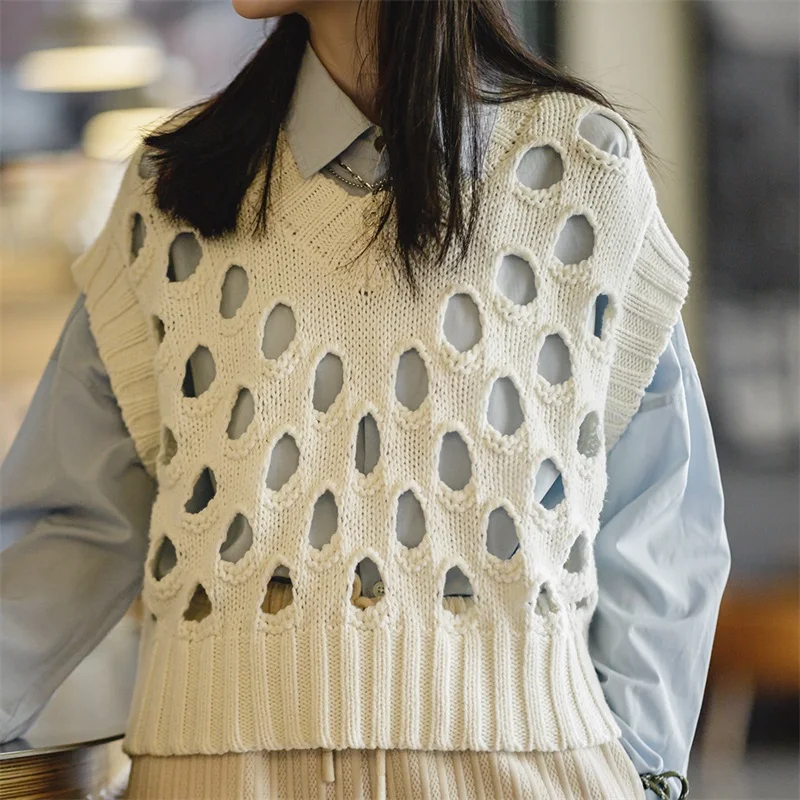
[0,40,729,788]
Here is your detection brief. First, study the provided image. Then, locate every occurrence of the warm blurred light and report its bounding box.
[14,0,164,93]
[82,107,175,161]
[16,44,163,93]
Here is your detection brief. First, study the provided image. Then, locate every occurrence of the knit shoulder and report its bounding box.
[492,89,692,452]
[70,142,161,476]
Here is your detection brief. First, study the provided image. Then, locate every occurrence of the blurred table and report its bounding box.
[0,615,140,799]
[0,731,127,800]
[702,576,800,763]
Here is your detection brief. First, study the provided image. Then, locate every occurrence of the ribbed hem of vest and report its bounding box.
[604,202,691,454]
[120,619,622,757]
[70,217,161,478]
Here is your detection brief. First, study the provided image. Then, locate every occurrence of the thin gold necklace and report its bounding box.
[324,155,391,194]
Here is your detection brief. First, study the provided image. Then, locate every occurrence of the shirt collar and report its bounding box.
[283,39,499,182]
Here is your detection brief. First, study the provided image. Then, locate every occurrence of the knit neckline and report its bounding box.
[270,95,525,283]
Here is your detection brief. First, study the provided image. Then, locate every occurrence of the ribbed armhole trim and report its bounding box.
[70,215,160,478]
[604,203,692,454]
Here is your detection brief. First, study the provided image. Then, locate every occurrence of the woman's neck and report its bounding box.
[302,2,379,124]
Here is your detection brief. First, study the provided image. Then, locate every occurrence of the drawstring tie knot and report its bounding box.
[640,770,689,800]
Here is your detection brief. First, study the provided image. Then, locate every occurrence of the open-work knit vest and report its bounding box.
[71,89,690,758]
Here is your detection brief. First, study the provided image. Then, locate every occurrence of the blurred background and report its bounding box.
[0,1,797,798]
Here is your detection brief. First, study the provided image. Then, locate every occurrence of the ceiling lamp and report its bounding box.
[16,0,164,93]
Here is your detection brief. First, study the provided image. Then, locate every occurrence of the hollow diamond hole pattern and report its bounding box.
[486,507,520,560]
[182,346,216,398]
[152,535,176,580]
[536,335,572,385]
[219,513,253,564]
[395,348,428,411]
[438,431,472,490]
[554,215,594,265]
[261,568,294,614]
[167,232,201,282]
[355,414,380,476]
[313,353,343,413]
[308,490,338,550]
[564,534,588,574]
[185,467,216,514]
[266,433,299,491]
[220,265,248,319]
[443,566,475,614]
[487,377,524,436]
[351,558,385,608]
[184,584,212,622]
[496,254,537,306]
[130,213,146,262]
[515,145,563,191]
[443,293,482,352]
[396,490,426,549]
[227,388,255,439]
[577,411,602,458]
[262,303,296,359]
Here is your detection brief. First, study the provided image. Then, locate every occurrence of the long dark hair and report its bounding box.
[142,1,660,296]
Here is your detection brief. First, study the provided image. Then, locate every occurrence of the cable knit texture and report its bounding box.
[71,90,690,757]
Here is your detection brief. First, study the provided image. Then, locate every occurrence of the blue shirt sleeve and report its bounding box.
[591,313,731,777]
[0,294,156,744]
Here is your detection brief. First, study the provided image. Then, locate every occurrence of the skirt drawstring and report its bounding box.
[318,748,386,799]
[373,748,386,800]
[318,576,386,798]
[321,749,335,783]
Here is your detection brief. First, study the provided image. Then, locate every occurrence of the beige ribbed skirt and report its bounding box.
[125,740,645,799]
[124,581,646,800]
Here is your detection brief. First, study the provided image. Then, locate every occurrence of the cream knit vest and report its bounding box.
[71,90,690,757]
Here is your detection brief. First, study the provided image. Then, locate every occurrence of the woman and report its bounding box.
[0,1,729,798]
